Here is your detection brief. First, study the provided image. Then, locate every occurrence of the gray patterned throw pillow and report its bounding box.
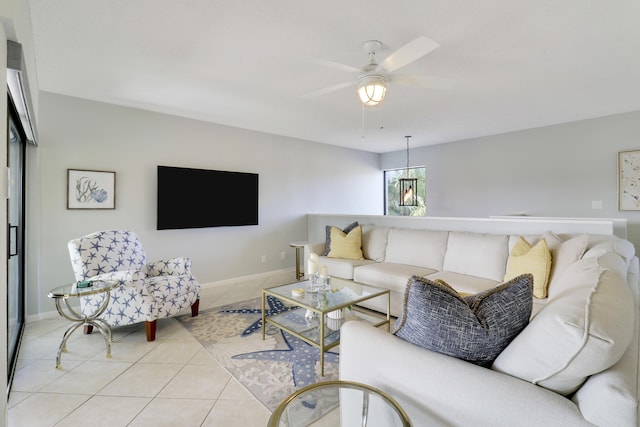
[393,274,533,366]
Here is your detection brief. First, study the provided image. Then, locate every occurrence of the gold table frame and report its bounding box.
[262,277,390,376]
[288,241,307,281]
[268,380,412,427]
[48,280,118,368]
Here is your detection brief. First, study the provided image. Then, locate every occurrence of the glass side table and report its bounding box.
[269,380,412,427]
[47,280,118,368]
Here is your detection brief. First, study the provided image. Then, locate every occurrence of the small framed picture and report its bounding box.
[618,150,640,211]
[67,169,116,209]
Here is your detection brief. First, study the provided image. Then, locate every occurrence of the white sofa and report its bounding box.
[305,221,639,426]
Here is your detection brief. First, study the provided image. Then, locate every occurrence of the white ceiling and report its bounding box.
[28,0,640,153]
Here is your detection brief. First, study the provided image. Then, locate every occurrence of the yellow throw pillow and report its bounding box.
[504,236,551,299]
[327,225,364,260]
[432,278,471,298]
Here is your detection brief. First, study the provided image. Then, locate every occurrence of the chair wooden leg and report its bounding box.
[83,324,93,334]
[145,320,157,342]
[191,299,200,317]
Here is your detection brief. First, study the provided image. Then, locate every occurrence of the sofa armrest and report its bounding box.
[339,321,592,427]
[305,242,325,255]
[304,242,326,265]
[89,269,147,292]
[80,270,151,317]
[147,257,192,277]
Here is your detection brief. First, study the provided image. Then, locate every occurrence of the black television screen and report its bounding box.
[157,166,259,230]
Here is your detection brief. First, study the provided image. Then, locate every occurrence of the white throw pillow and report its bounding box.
[361,225,390,262]
[543,231,588,295]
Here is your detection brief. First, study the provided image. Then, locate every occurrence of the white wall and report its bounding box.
[28,92,382,317]
[381,111,640,249]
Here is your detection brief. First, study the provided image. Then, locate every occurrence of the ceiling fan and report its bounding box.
[304,36,454,106]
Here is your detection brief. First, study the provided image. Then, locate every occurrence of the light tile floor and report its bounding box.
[8,277,281,427]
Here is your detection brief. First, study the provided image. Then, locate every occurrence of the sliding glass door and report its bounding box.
[7,101,26,388]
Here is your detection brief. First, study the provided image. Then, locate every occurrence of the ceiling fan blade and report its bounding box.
[390,74,454,90]
[303,56,361,74]
[380,36,440,73]
[301,81,354,98]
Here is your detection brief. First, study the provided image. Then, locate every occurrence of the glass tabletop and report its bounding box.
[266,277,389,314]
[48,280,119,299]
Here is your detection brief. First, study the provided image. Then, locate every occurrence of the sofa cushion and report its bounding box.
[325,224,364,260]
[353,262,438,294]
[504,236,551,299]
[424,271,499,295]
[392,274,533,366]
[384,228,448,270]
[492,256,635,395]
[322,221,359,256]
[543,231,588,292]
[442,232,509,281]
[361,225,390,262]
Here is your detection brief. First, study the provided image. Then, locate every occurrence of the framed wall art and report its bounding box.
[618,150,640,211]
[67,169,116,209]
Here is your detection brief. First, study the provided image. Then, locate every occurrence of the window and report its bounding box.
[384,167,426,216]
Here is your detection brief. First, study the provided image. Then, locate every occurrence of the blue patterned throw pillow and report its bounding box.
[393,274,533,366]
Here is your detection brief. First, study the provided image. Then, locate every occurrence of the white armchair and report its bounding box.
[67,230,200,341]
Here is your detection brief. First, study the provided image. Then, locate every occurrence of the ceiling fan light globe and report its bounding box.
[357,75,387,106]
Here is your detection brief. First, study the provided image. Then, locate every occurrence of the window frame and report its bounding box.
[384,166,426,216]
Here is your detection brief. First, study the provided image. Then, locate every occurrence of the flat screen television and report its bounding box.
[157,165,259,230]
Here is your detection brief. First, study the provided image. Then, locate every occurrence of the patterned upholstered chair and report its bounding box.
[67,230,200,341]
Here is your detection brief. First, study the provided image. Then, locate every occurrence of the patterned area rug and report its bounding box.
[176,296,340,411]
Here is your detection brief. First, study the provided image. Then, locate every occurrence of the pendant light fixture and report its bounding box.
[399,136,418,207]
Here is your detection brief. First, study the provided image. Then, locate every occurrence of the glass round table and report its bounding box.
[48,280,119,368]
[269,380,412,427]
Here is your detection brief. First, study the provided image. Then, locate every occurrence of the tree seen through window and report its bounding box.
[385,167,426,216]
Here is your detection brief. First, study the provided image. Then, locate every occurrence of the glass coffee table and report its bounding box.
[262,277,390,376]
[268,380,412,427]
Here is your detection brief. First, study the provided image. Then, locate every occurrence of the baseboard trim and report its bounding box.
[199,268,296,289]
[27,309,66,323]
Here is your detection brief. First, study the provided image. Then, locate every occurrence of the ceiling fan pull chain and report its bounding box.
[361,105,365,141]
